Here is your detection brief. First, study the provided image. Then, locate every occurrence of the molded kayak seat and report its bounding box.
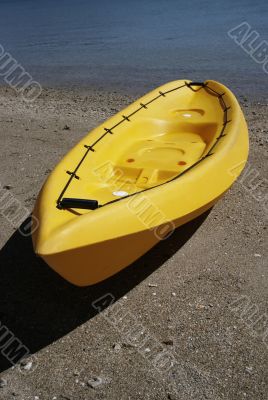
[114,132,207,188]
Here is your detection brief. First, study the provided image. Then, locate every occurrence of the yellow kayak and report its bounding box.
[32,80,249,286]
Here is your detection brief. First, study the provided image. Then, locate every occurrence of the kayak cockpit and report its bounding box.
[55,81,229,212]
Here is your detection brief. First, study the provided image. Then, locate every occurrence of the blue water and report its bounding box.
[0,0,267,97]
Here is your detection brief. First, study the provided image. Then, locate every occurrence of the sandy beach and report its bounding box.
[0,85,267,399]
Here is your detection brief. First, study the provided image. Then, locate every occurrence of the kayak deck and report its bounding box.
[57,83,224,210]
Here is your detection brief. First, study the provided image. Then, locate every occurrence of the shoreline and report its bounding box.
[1,65,268,101]
[0,80,267,106]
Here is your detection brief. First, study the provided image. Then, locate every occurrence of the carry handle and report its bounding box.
[187,82,205,87]
[57,198,99,210]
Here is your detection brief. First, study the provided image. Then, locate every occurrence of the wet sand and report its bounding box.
[0,85,267,399]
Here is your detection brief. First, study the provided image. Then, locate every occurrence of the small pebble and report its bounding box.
[122,342,135,348]
[63,125,70,130]
[144,348,150,353]
[0,378,7,388]
[112,343,121,351]
[148,283,158,287]
[87,376,103,388]
[254,253,261,257]
[167,394,176,400]
[171,292,176,297]
[20,360,33,371]
[196,304,206,309]
[3,185,12,190]
[162,339,173,346]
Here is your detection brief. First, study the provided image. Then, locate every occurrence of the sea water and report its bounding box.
[0,0,267,98]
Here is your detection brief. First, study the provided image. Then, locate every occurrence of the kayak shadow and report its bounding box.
[0,209,211,372]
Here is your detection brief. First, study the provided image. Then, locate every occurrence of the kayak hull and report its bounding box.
[40,197,219,286]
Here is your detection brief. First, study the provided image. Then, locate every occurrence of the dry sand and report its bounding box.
[0,85,267,399]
